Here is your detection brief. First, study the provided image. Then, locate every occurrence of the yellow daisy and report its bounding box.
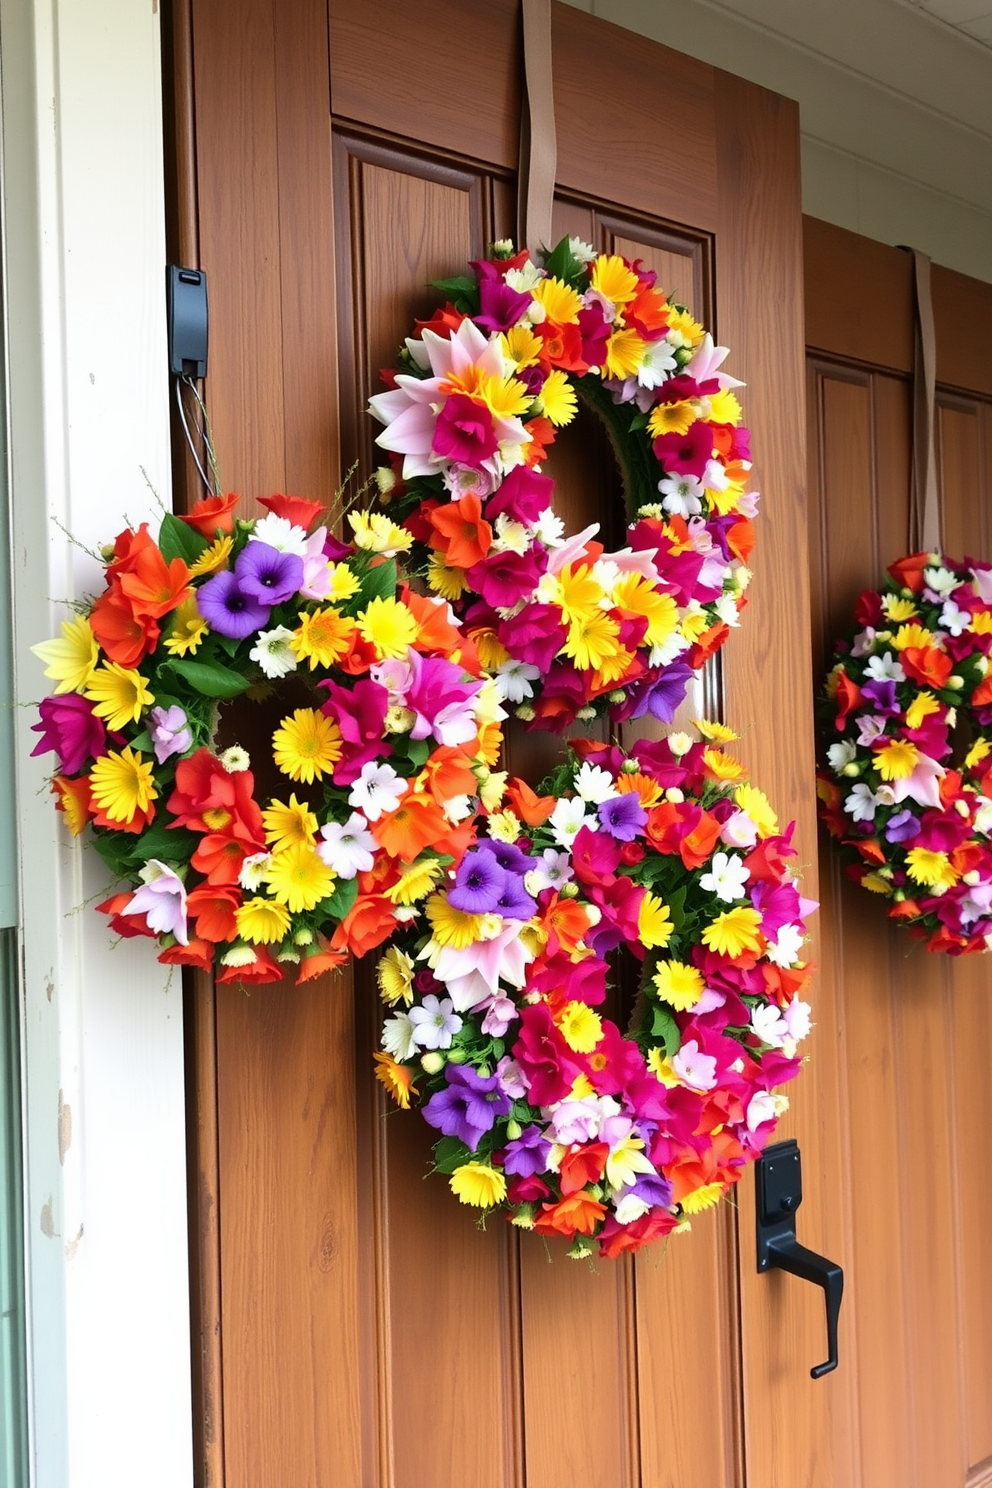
[707,389,742,425]
[906,691,941,729]
[163,595,209,655]
[680,1182,726,1215]
[881,594,918,622]
[874,739,920,781]
[590,254,640,307]
[905,848,959,891]
[563,611,622,672]
[265,842,336,913]
[384,857,445,905]
[187,534,233,579]
[701,906,764,958]
[271,708,343,784]
[376,946,416,1005]
[703,747,747,781]
[665,308,704,348]
[88,745,157,825]
[500,323,543,373]
[84,663,154,730]
[892,622,934,651]
[449,1162,507,1208]
[604,328,648,381]
[427,552,468,601]
[235,896,292,945]
[551,563,604,625]
[612,572,678,647]
[356,595,418,660]
[348,510,413,556]
[291,607,356,669]
[424,893,484,949]
[374,1051,418,1109]
[557,1002,603,1053]
[639,892,674,950]
[648,401,697,438]
[652,960,705,1011]
[539,369,577,427]
[32,614,99,694]
[327,563,362,601]
[733,784,778,839]
[694,719,738,743]
[262,794,319,850]
[530,276,583,324]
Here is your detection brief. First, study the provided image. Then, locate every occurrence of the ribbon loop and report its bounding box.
[910,249,941,556]
[518,0,556,256]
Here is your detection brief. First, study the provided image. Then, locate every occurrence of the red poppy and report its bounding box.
[97,890,156,939]
[559,1142,609,1196]
[216,947,284,985]
[186,884,242,942]
[158,938,216,973]
[887,552,929,593]
[256,492,325,531]
[598,1207,678,1258]
[329,894,397,957]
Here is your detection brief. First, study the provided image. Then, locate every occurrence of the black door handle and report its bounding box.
[755,1139,844,1379]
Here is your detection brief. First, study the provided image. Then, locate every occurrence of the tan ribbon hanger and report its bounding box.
[518,0,557,255]
[910,249,942,556]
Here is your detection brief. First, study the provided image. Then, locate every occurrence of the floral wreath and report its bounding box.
[817,550,992,954]
[374,729,813,1258]
[368,237,757,732]
[31,493,504,983]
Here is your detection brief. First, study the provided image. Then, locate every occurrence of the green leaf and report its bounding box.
[90,829,141,879]
[358,557,397,607]
[318,875,359,923]
[432,1135,473,1175]
[165,656,252,699]
[666,885,687,933]
[158,512,209,565]
[427,275,480,315]
[405,737,431,769]
[131,822,199,864]
[541,235,585,287]
[650,1004,682,1057]
[128,730,152,755]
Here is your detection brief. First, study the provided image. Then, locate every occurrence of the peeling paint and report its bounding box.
[40,1199,54,1237]
[64,1224,83,1260]
[58,1089,72,1163]
[45,972,54,1002]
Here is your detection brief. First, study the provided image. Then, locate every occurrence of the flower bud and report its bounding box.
[420,1051,445,1075]
[559,882,579,898]
[505,1119,522,1141]
[446,1048,468,1065]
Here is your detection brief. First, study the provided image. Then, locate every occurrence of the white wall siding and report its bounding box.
[0,3,193,1485]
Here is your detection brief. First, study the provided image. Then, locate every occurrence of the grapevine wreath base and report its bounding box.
[818,550,992,954]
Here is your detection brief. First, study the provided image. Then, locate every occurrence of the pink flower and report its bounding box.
[512,1002,583,1106]
[465,548,544,610]
[431,393,499,467]
[31,693,106,775]
[123,860,188,945]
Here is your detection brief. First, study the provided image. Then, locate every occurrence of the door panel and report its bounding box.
[169,2,834,1483]
[805,216,992,1488]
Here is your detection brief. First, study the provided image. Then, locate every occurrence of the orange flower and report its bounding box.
[118,544,192,620]
[901,645,952,690]
[420,745,479,808]
[852,838,886,865]
[256,492,325,531]
[428,494,492,569]
[158,938,216,972]
[296,942,347,983]
[179,492,240,537]
[370,790,450,862]
[400,586,471,662]
[598,1208,678,1258]
[505,777,556,826]
[89,586,161,666]
[727,516,755,562]
[186,884,242,942]
[533,1192,607,1238]
[540,894,593,956]
[52,774,92,835]
[329,894,397,957]
[373,1050,419,1109]
[559,1142,609,1196]
[686,621,729,669]
[216,947,284,985]
[521,415,557,467]
[887,552,929,593]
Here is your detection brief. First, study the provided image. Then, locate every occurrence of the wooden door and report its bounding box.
[166,3,844,1484]
[805,217,992,1488]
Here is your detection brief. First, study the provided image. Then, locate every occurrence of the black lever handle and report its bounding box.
[755,1139,844,1379]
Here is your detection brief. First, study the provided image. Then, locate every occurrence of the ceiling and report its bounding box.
[905,0,992,46]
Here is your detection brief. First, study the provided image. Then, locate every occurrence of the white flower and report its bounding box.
[749,1003,789,1048]
[649,630,691,667]
[746,1091,788,1132]
[699,851,749,903]
[940,600,971,636]
[714,592,741,627]
[524,848,574,895]
[248,513,309,555]
[317,812,377,878]
[249,626,298,679]
[657,471,704,517]
[782,996,812,1042]
[549,796,594,848]
[827,739,857,773]
[573,761,619,804]
[408,994,462,1051]
[845,782,882,823]
[637,337,678,389]
[219,745,250,773]
[865,651,905,682]
[720,809,759,850]
[568,236,597,264]
[504,261,544,293]
[381,1012,418,1062]
[239,852,272,890]
[973,798,992,836]
[348,761,406,821]
[923,565,958,598]
[492,659,541,703]
[530,507,565,548]
[442,793,474,824]
[613,1192,652,1225]
[766,922,805,967]
[668,732,693,757]
[490,513,529,554]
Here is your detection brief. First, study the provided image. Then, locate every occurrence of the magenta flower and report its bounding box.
[431,392,498,467]
[485,465,554,525]
[512,1002,583,1107]
[403,651,481,746]
[475,277,533,334]
[466,548,544,610]
[652,421,714,478]
[577,305,611,368]
[498,603,567,671]
[318,677,392,785]
[31,693,106,774]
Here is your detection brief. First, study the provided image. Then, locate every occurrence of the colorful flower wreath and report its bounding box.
[31,494,504,982]
[369,237,757,732]
[817,551,992,954]
[373,729,813,1258]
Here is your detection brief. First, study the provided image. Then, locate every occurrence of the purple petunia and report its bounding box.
[626,662,694,723]
[422,1064,511,1151]
[884,809,921,844]
[448,849,507,914]
[597,792,647,841]
[235,541,304,605]
[502,1124,553,1177]
[196,570,271,639]
[492,873,538,921]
